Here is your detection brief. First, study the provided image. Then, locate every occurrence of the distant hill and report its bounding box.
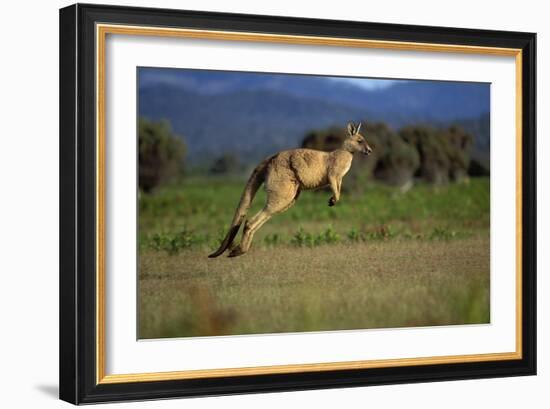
[138,69,490,164]
[139,85,368,160]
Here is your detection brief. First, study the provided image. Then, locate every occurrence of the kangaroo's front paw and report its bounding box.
[328,197,336,207]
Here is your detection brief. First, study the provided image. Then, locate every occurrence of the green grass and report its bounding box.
[138,177,490,338]
[139,177,489,252]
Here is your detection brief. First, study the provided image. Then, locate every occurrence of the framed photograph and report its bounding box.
[59,3,536,404]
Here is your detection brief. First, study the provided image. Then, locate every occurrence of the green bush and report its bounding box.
[139,118,186,193]
[371,124,420,187]
[441,125,473,182]
[400,125,450,184]
[210,153,240,175]
[301,127,348,152]
[399,125,473,184]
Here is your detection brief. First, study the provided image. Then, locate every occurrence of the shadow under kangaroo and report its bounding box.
[209,122,373,258]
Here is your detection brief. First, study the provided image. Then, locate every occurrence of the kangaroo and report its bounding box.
[209,122,373,258]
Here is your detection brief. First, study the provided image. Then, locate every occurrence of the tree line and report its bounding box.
[138,118,488,192]
[302,121,487,191]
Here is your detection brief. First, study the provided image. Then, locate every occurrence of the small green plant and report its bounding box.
[149,233,165,251]
[365,224,396,241]
[264,233,284,246]
[429,227,457,241]
[291,228,315,247]
[291,227,341,247]
[402,231,423,240]
[148,228,199,254]
[315,226,341,245]
[347,227,364,242]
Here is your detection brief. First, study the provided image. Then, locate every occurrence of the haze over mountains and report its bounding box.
[138,68,490,163]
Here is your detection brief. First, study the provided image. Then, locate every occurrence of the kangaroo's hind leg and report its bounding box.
[229,182,300,257]
[228,209,271,257]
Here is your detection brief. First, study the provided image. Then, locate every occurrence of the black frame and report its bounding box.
[59,3,536,404]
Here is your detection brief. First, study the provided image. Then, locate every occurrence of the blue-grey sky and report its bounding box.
[329,78,396,90]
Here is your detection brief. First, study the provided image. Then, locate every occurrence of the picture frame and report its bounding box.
[59,3,536,404]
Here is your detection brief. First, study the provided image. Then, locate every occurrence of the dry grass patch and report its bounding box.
[139,237,489,338]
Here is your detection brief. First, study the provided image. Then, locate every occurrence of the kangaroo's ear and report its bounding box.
[347,122,356,136]
[356,122,362,133]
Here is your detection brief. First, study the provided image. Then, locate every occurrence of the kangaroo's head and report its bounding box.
[343,122,373,156]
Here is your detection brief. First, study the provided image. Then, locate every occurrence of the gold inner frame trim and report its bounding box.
[95,23,523,385]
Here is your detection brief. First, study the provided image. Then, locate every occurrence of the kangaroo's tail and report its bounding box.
[208,156,273,258]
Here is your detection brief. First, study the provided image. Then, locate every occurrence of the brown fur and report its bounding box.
[208,122,372,258]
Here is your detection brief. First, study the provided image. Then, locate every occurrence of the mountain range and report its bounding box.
[138,68,490,163]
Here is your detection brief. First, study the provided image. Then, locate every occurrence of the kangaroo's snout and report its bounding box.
[363,146,373,156]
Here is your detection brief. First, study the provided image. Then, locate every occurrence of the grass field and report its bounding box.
[138,177,490,338]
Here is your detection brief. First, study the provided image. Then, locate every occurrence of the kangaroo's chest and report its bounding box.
[331,153,353,177]
[338,156,353,176]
